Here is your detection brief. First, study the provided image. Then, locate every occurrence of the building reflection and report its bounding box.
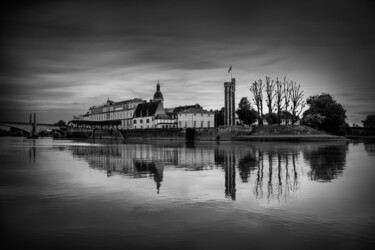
[70,144,177,193]
[68,141,348,201]
[69,142,217,193]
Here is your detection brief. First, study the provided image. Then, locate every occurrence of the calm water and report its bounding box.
[1,137,374,249]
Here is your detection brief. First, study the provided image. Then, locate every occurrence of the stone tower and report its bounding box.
[224,78,236,126]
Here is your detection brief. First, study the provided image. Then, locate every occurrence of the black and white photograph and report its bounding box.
[1,0,374,249]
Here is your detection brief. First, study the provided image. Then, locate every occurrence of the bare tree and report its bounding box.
[275,78,283,124]
[250,79,264,126]
[290,81,305,124]
[265,76,276,120]
[282,77,292,124]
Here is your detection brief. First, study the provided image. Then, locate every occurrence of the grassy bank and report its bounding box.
[234,125,346,142]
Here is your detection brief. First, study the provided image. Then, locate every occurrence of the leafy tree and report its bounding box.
[236,97,258,126]
[302,93,347,134]
[303,113,326,129]
[362,115,375,128]
[264,113,280,125]
[214,107,225,127]
[54,120,66,126]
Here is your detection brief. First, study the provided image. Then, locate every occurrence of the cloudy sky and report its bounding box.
[1,0,374,124]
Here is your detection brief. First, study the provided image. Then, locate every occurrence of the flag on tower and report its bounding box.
[228,65,232,73]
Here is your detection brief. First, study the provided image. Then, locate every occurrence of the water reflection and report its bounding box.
[303,144,348,181]
[69,141,348,202]
[364,141,375,154]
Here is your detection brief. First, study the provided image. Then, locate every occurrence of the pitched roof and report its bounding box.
[180,107,213,114]
[134,101,162,117]
[155,114,173,120]
[172,104,201,114]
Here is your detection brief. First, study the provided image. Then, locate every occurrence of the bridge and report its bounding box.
[0,113,66,138]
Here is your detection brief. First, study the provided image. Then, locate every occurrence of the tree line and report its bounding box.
[235,76,349,135]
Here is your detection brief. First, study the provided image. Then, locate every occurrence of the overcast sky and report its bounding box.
[1,0,374,124]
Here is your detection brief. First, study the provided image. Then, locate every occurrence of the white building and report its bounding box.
[87,98,145,129]
[154,114,177,128]
[178,107,214,128]
[133,101,166,129]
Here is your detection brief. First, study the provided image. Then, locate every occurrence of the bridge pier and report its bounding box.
[29,112,39,139]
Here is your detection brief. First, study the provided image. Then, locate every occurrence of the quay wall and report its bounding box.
[65,126,254,141]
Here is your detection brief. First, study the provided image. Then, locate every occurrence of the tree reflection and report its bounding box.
[237,153,257,183]
[303,143,348,181]
[67,141,348,202]
[235,144,303,203]
[364,142,375,154]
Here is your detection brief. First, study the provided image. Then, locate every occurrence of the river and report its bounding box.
[1,137,374,249]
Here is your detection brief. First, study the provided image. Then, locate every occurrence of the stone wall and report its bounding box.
[121,128,185,140]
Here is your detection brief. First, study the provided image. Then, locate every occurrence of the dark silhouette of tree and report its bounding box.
[250,79,264,126]
[275,78,283,124]
[282,77,292,124]
[302,93,347,134]
[303,113,325,129]
[289,81,305,124]
[265,76,276,123]
[362,115,375,128]
[264,113,280,125]
[214,107,224,127]
[236,97,258,125]
[54,120,66,126]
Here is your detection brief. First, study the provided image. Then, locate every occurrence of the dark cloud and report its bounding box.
[0,0,374,123]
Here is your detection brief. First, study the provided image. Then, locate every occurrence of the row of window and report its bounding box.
[180,113,213,117]
[91,111,134,121]
[178,121,211,128]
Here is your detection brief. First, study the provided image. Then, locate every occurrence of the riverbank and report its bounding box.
[65,125,347,142]
[233,125,347,142]
[233,134,346,142]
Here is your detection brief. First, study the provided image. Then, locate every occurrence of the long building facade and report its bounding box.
[88,98,145,129]
[224,78,236,126]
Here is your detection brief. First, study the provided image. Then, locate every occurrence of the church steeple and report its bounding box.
[156,80,160,92]
[153,81,164,103]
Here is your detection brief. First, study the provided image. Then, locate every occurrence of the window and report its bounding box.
[194,121,196,127]
[140,120,143,123]
[201,121,203,127]
[134,120,137,124]
[185,121,187,128]
[146,119,150,123]
[179,121,181,127]
[208,121,210,127]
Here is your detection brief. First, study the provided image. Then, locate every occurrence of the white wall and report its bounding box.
[178,113,214,128]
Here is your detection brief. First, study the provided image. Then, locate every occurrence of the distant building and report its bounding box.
[224,78,236,126]
[153,81,164,103]
[166,104,202,119]
[73,98,144,128]
[253,112,301,126]
[87,98,145,129]
[133,101,166,129]
[178,106,214,128]
[154,114,177,128]
[133,81,177,129]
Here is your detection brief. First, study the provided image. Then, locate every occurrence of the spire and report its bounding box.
[157,80,160,91]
